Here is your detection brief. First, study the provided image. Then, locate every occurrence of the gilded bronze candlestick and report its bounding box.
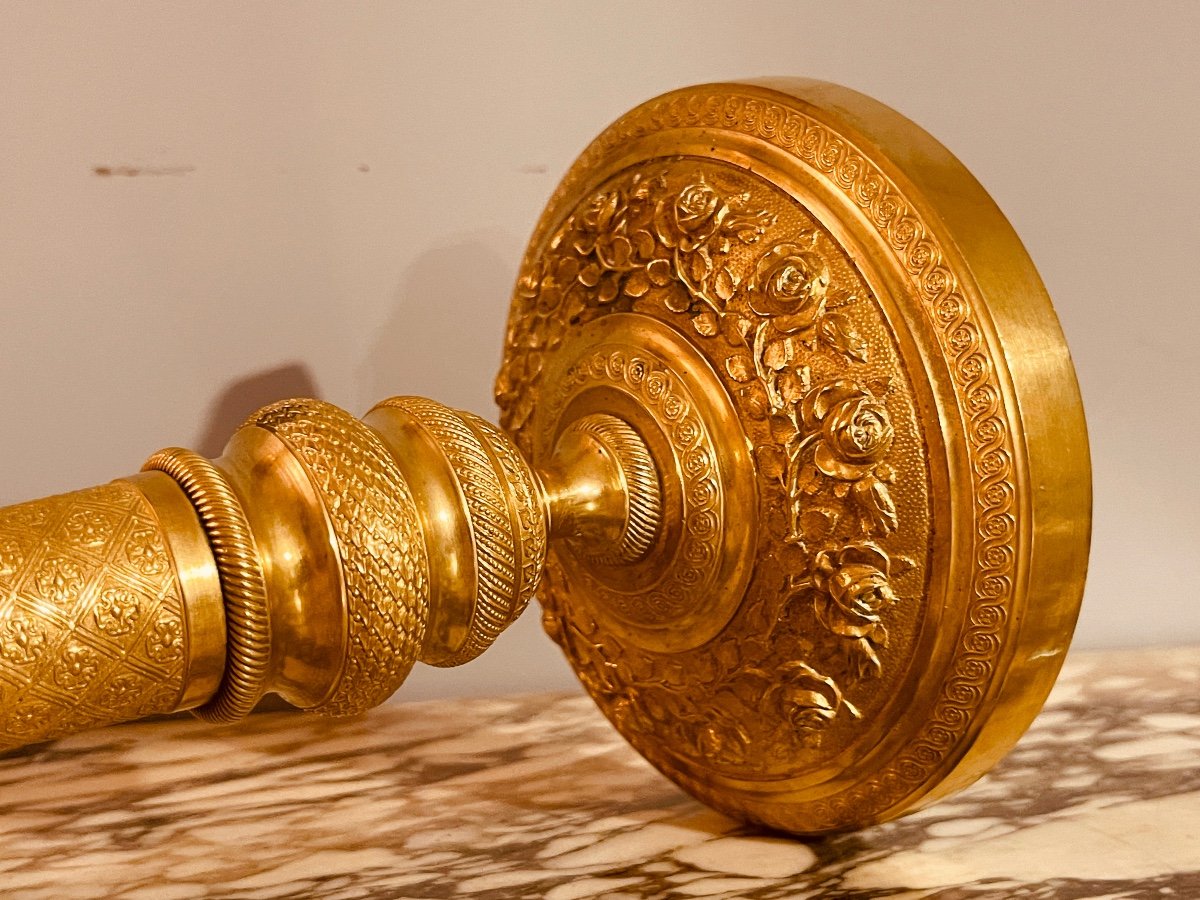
[0,79,1090,835]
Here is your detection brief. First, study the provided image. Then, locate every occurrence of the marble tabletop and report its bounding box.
[0,645,1196,899]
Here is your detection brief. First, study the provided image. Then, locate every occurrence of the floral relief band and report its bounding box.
[503,163,910,757]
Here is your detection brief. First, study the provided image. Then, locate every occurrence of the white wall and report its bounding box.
[1,2,1196,700]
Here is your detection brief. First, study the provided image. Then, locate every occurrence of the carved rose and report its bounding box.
[577,190,627,245]
[568,188,666,304]
[573,190,630,259]
[801,379,894,480]
[654,181,726,252]
[772,661,858,735]
[812,542,897,677]
[746,243,830,339]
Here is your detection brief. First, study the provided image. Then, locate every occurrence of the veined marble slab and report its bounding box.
[0,646,1196,899]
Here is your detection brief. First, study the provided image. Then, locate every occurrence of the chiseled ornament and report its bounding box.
[497,80,1089,833]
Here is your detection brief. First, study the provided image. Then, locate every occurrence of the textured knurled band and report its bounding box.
[245,398,429,717]
[463,412,547,630]
[142,447,270,723]
[376,397,539,667]
[572,414,662,565]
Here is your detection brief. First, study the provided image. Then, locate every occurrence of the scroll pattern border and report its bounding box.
[540,89,1018,825]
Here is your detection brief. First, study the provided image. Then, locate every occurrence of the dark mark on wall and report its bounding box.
[518,163,549,175]
[357,163,370,173]
[93,165,196,177]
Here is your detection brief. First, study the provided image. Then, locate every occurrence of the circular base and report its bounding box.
[496,80,1090,834]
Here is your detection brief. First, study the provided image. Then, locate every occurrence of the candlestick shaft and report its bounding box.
[0,475,224,750]
[0,395,654,751]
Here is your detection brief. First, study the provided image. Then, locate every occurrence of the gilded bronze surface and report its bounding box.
[497,80,1090,832]
[0,80,1089,836]
[0,479,198,749]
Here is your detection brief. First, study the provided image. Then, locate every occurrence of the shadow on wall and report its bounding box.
[193,363,321,458]
[359,234,516,418]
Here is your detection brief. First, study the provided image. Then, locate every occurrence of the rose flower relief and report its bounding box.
[501,168,910,757]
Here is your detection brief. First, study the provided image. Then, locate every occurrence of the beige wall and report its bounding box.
[1,2,1196,699]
